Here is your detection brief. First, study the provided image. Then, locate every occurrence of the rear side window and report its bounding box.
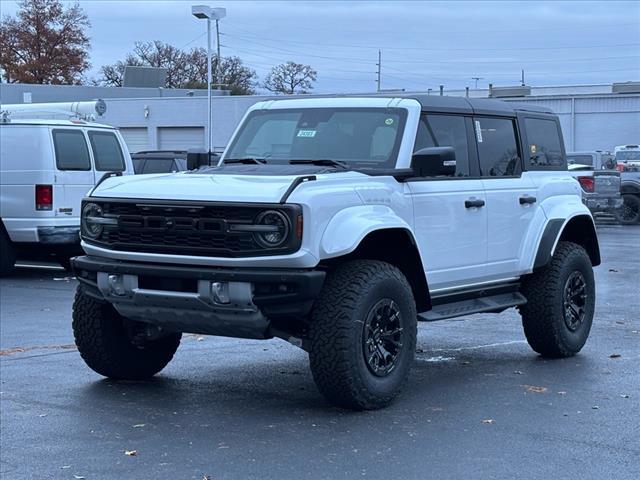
[52,129,91,171]
[525,118,564,169]
[89,131,125,171]
[475,117,520,177]
[414,114,470,177]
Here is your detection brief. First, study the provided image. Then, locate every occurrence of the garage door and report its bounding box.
[119,127,148,154]
[158,127,205,150]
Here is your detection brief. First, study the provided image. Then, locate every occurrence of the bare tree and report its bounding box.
[97,42,257,95]
[263,62,317,94]
[0,0,91,84]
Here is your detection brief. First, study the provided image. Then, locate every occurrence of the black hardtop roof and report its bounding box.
[131,150,187,158]
[395,94,554,116]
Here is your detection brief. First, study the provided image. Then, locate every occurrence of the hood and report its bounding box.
[91,171,358,203]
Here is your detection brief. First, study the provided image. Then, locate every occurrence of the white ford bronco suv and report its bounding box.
[71,96,600,410]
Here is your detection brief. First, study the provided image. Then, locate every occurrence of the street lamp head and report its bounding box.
[191,5,226,20]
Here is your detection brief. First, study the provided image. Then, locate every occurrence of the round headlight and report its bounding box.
[81,203,104,239]
[254,210,290,248]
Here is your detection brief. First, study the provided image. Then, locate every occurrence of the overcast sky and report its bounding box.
[1,0,639,93]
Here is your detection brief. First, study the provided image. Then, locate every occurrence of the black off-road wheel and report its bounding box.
[72,287,181,379]
[614,194,640,225]
[0,226,16,277]
[308,260,417,410]
[519,241,595,358]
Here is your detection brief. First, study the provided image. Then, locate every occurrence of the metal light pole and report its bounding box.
[192,5,226,156]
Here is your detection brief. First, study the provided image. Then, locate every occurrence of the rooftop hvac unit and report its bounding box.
[0,100,107,121]
[612,82,640,94]
[489,86,532,98]
[123,66,168,88]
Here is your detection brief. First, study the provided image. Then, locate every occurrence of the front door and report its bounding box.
[408,114,488,291]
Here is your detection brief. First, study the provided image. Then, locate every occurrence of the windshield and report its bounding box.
[224,107,407,169]
[615,150,640,162]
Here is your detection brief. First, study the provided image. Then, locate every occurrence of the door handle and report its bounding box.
[465,198,485,208]
[519,195,537,205]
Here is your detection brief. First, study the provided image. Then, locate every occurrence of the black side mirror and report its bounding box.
[186,149,212,170]
[411,147,456,177]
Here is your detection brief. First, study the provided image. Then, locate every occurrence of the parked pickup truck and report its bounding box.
[613,145,640,224]
[567,152,622,217]
[71,96,600,410]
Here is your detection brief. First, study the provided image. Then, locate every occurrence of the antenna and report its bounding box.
[376,50,381,92]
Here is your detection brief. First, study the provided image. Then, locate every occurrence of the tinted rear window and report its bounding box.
[52,129,91,171]
[567,155,594,166]
[89,131,125,171]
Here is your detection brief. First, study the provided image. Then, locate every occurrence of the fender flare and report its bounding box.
[533,214,600,269]
[319,205,415,259]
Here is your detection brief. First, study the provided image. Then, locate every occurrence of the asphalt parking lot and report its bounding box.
[1,225,638,480]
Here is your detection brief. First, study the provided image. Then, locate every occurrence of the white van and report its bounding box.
[0,119,134,274]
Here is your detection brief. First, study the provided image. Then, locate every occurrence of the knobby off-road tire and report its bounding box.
[0,227,16,276]
[308,260,417,410]
[72,287,181,379]
[614,194,640,225]
[519,241,595,358]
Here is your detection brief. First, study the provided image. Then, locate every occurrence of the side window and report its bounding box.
[524,118,564,168]
[88,131,125,171]
[414,114,470,177]
[475,117,520,177]
[142,159,176,174]
[132,158,145,173]
[52,129,91,171]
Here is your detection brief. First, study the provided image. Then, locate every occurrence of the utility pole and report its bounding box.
[521,69,525,86]
[216,19,222,89]
[376,49,381,92]
[472,77,483,90]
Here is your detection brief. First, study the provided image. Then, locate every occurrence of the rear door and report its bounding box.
[476,115,541,279]
[51,127,94,220]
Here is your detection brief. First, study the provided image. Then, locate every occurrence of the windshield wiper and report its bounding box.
[289,159,349,169]
[224,157,267,165]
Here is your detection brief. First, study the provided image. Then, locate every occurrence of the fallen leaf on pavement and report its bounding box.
[514,370,524,375]
[592,405,599,410]
[557,391,567,395]
[621,394,630,398]
[73,476,85,480]
[609,353,621,358]
[523,385,548,393]
[124,450,138,456]
[132,424,145,428]
[481,419,495,424]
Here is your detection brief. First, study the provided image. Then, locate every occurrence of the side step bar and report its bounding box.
[418,292,527,322]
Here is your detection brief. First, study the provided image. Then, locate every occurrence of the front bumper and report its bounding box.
[71,255,326,339]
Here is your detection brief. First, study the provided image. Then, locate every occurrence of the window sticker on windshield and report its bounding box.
[385,118,394,125]
[474,120,483,143]
[297,129,317,138]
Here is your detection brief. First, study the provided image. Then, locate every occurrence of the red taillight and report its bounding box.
[35,184,53,210]
[577,176,594,193]
[616,163,626,172]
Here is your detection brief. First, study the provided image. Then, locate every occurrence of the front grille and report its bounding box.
[83,198,301,257]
